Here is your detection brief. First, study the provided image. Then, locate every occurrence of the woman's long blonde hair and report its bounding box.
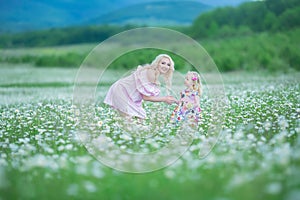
[141,54,175,94]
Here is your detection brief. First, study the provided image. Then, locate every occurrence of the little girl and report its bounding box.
[170,71,202,125]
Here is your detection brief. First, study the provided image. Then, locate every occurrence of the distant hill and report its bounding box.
[86,1,212,26]
[0,0,249,33]
[0,0,130,33]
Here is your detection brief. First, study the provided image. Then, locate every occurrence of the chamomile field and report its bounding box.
[0,63,299,200]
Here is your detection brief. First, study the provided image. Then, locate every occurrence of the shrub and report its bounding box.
[35,53,84,67]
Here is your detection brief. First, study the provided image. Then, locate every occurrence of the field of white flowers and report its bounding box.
[0,64,299,200]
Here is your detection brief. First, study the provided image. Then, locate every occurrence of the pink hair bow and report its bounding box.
[192,76,198,81]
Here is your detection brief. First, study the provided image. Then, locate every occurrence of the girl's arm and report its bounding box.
[142,95,177,105]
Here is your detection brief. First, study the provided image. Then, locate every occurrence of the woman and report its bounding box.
[104,54,178,119]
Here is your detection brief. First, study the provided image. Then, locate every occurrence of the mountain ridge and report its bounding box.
[86,1,212,26]
[0,0,249,33]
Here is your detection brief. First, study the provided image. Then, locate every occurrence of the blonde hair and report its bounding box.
[141,54,175,94]
[187,71,202,96]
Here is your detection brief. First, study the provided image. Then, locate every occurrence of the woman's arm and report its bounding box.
[142,95,177,105]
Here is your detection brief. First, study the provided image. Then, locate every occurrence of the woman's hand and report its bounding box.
[142,95,178,104]
[164,96,178,104]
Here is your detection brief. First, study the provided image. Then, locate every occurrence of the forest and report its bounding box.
[189,0,300,38]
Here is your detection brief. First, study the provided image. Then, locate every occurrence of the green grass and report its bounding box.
[0,66,299,200]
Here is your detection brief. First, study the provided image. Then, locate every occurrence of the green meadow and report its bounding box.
[0,59,299,199]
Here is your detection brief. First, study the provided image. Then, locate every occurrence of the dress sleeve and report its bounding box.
[134,68,160,97]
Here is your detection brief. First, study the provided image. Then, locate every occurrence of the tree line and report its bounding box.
[189,0,300,38]
[0,25,136,48]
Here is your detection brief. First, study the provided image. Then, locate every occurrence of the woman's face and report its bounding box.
[158,57,171,74]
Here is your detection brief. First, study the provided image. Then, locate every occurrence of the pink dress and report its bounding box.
[104,67,160,119]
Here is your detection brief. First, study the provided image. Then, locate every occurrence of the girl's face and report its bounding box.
[158,57,171,74]
[184,74,193,88]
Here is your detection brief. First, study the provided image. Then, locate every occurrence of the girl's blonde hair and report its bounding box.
[187,71,202,96]
[141,54,175,94]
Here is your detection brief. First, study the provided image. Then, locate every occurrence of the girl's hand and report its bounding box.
[164,96,178,104]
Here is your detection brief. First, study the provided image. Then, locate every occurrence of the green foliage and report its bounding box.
[0,52,86,68]
[0,54,36,64]
[1,28,299,72]
[108,49,191,71]
[0,25,135,48]
[203,29,300,72]
[278,6,300,30]
[190,0,300,39]
[35,53,84,67]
